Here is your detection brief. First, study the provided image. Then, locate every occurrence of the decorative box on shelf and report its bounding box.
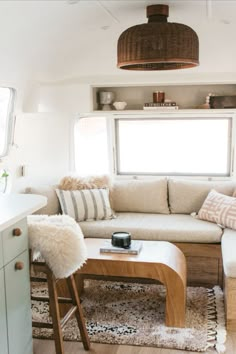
[209,95,236,109]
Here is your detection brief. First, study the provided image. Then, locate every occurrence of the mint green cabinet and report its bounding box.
[0,268,8,354]
[0,194,45,354]
[0,218,33,354]
[5,250,32,354]
[0,236,3,269]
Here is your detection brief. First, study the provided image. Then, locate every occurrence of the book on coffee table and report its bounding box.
[100,240,142,255]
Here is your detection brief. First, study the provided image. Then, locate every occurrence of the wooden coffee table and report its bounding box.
[77,238,187,328]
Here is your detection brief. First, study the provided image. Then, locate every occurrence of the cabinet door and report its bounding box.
[0,268,8,354]
[2,218,28,266]
[5,250,32,354]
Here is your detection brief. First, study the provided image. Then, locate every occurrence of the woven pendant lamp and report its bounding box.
[117,4,199,70]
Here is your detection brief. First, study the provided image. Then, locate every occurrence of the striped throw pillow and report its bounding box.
[56,188,114,222]
[198,189,236,230]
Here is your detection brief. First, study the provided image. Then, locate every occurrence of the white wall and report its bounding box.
[0,77,38,191]
[25,83,92,114]
[3,113,74,192]
[0,82,92,192]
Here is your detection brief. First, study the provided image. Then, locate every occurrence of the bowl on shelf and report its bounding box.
[113,101,127,110]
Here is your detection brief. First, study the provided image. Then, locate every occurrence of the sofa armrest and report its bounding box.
[25,185,60,215]
[222,229,236,331]
[221,228,236,278]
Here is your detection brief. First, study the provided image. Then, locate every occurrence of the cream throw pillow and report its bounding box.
[56,188,114,222]
[168,179,236,214]
[110,178,169,214]
[198,189,236,230]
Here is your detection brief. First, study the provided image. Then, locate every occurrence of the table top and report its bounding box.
[84,238,186,275]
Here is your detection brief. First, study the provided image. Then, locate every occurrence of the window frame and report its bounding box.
[73,111,236,179]
[0,87,16,158]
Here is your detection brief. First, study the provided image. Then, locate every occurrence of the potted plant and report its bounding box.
[0,169,9,193]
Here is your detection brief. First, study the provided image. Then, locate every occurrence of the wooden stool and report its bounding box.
[30,257,90,354]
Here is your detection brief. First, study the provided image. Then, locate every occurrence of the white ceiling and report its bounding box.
[1,0,236,82]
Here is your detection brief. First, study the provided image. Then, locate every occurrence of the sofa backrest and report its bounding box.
[168,179,236,214]
[25,178,236,216]
[110,178,169,214]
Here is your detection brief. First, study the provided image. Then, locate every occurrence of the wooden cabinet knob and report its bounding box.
[15,262,24,270]
[13,228,22,237]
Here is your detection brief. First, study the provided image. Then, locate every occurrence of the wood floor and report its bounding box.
[34,331,236,354]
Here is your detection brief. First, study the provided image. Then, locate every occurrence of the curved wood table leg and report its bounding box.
[77,240,187,328]
[160,265,186,327]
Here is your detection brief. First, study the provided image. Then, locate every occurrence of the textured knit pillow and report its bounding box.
[198,189,236,230]
[56,188,114,222]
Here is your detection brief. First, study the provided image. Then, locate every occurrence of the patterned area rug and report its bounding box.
[32,280,226,353]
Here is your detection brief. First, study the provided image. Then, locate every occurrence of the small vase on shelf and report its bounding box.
[98,91,115,111]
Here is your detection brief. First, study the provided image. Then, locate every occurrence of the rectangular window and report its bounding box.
[0,87,16,158]
[115,117,232,176]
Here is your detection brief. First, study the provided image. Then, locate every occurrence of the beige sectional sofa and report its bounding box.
[26,177,236,330]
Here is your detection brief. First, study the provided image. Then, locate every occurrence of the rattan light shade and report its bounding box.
[117,4,199,70]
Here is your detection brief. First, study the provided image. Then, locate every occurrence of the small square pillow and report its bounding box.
[198,189,236,230]
[56,188,114,222]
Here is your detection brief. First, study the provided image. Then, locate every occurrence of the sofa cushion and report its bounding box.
[79,213,222,243]
[56,188,114,222]
[110,178,169,214]
[198,190,236,230]
[168,179,236,214]
[221,228,236,277]
[25,185,60,215]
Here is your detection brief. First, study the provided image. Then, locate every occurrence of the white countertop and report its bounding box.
[0,193,47,231]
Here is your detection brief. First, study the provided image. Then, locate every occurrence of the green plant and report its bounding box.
[1,169,9,178]
[0,169,9,193]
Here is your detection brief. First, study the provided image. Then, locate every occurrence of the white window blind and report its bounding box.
[116,117,231,176]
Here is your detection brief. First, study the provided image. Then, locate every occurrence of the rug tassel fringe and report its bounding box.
[204,286,227,354]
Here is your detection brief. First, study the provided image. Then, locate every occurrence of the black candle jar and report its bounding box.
[112,232,131,249]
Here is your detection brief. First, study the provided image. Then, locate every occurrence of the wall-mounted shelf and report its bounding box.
[92,84,236,112]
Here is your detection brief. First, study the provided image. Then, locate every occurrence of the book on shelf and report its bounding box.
[100,240,142,255]
[143,106,179,110]
[144,102,177,107]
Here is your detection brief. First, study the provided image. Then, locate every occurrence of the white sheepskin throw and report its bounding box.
[27,214,87,279]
